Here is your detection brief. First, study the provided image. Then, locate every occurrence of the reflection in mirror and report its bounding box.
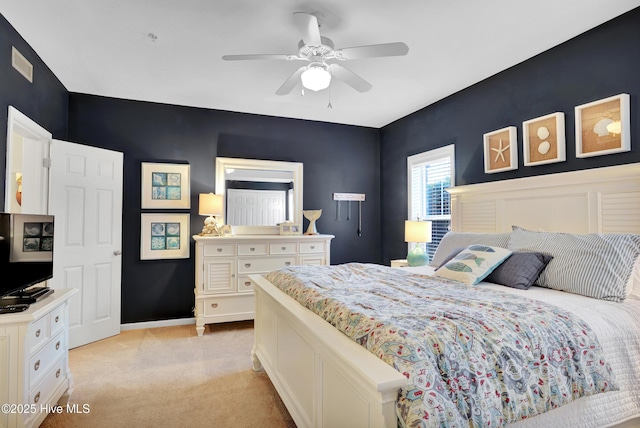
[215,158,303,235]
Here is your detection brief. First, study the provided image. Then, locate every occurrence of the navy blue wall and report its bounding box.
[67,95,380,323]
[0,14,68,206]
[380,7,640,265]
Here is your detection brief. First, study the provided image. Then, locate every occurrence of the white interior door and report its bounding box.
[48,139,123,348]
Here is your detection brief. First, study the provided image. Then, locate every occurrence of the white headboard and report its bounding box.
[448,163,640,234]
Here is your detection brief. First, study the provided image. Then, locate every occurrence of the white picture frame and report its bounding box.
[141,162,190,209]
[279,222,302,235]
[10,214,54,263]
[140,213,190,260]
[483,126,518,173]
[575,93,630,158]
[522,112,566,166]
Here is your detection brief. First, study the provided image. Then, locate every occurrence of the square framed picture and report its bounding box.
[575,93,630,158]
[483,126,518,173]
[140,213,190,260]
[522,112,566,166]
[141,162,190,209]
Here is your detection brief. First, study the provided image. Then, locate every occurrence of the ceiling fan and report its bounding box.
[222,12,409,95]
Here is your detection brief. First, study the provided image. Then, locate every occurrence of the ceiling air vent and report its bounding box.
[12,46,33,83]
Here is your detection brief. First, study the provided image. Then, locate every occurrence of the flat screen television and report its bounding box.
[0,213,54,299]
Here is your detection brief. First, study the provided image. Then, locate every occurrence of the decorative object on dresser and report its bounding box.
[483,126,518,173]
[404,220,432,266]
[198,193,226,236]
[278,222,301,235]
[140,213,190,260]
[302,209,322,235]
[575,93,630,158]
[0,288,77,428]
[192,234,333,336]
[140,162,190,209]
[522,112,566,166]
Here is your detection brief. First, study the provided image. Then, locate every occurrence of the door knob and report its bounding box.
[113,250,122,256]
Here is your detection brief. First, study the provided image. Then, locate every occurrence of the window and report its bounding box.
[407,144,455,261]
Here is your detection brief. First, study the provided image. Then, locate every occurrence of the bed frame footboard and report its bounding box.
[250,274,408,428]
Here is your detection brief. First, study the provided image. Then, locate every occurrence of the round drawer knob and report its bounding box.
[245,263,251,268]
[55,315,60,323]
[211,303,218,309]
[34,360,40,371]
[56,369,61,378]
[56,341,61,350]
[250,247,255,251]
[34,392,40,404]
[216,248,222,252]
[310,246,315,249]
[281,246,286,250]
[285,262,291,266]
[244,281,251,287]
[35,329,41,338]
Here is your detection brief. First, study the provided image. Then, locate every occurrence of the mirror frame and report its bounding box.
[215,157,303,235]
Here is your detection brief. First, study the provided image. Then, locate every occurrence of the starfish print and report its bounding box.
[491,139,509,163]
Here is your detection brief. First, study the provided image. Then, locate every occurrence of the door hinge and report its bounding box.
[42,157,51,168]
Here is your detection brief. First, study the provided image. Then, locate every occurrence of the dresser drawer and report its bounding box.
[203,294,254,317]
[50,304,66,337]
[27,315,50,355]
[238,243,268,256]
[28,357,67,407]
[203,243,236,257]
[236,275,255,293]
[238,257,296,273]
[269,243,297,255]
[29,331,66,389]
[300,241,325,254]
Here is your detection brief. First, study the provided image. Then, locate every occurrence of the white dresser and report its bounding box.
[0,288,77,428]
[193,234,334,336]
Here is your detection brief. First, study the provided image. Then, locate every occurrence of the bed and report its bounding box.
[250,163,640,428]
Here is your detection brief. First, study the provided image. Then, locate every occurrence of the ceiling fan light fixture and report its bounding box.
[301,65,331,91]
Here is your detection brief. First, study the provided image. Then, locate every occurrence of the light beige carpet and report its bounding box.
[41,321,295,428]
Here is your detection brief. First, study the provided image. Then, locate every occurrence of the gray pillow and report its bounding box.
[485,251,553,290]
[430,232,511,267]
[508,226,640,301]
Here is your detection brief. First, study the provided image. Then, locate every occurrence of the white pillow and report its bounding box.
[627,254,640,299]
[434,245,512,285]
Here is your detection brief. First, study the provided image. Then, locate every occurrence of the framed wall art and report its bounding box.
[575,93,630,158]
[522,112,566,166]
[483,126,518,173]
[141,162,190,209]
[140,213,190,260]
[10,214,54,263]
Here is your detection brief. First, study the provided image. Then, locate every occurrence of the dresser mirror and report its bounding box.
[215,157,303,235]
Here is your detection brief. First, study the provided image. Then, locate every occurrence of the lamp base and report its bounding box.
[200,216,224,236]
[406,245,428,267]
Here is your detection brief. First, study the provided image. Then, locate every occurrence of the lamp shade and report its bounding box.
[301,66,331,91]
[405,220,432,243]
[199,193,223,216]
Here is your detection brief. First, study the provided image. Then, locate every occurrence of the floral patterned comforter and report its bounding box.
[265,263,617,428]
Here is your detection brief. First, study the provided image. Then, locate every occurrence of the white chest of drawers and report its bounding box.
[0,288,77,428]
[193,234,333,336]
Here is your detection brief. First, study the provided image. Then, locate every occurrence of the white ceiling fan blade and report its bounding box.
[334,42,409,60]
[222,53,299,61]
[293,12,322,46]
[328,64,372,93]
[276,66,307,95]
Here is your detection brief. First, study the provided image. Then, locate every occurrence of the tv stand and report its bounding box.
[0,288,77,428]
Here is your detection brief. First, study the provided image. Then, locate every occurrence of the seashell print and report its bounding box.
[538,141,551,155]
[445,262,473,272]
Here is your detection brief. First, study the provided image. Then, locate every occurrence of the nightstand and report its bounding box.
[390,259,409,268]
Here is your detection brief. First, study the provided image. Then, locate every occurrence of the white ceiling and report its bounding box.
[2,1,639,128]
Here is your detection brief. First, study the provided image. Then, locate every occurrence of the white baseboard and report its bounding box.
[120,317,195,331]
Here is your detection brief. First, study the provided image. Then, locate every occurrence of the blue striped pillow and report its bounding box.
[508,226,640,302]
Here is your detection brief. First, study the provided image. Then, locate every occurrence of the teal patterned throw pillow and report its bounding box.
[434,245,512,285]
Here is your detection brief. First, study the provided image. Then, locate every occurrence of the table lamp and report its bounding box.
[199,193,224,235]
[405,220,432,267]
